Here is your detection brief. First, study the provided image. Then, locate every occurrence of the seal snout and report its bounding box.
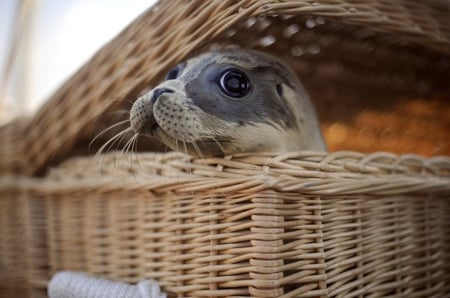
[130,81,183,138]
[130,93,158,135]
[130,87,177,136]
[151,88,174,103]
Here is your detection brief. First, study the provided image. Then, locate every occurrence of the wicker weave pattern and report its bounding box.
[0,187,29,297]
[49,151,450,192]
[1,152,449,297]
[1,0,448,175]
[1,0,450,297]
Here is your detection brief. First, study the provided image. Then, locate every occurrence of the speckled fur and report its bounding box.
[130,49,326,155]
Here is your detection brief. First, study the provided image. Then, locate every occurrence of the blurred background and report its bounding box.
[0,0,155,124]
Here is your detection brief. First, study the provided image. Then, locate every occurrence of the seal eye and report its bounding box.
[165,64,183,80]
[219,69,250,98]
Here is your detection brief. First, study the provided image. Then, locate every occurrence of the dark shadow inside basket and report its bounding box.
[86,15,450,160]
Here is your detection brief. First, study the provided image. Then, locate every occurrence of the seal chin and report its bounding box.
[155,128,226,156]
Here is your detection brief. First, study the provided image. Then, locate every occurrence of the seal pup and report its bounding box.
[129,49,326,156]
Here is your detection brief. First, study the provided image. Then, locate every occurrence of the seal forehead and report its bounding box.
[182,50,280,80]
[188,50,298,82]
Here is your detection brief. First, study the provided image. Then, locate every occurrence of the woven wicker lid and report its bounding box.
[1,0,449,175]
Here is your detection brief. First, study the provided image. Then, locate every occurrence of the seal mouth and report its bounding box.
[149,122,159,135]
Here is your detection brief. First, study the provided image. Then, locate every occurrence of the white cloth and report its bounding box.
[48,271,166,298]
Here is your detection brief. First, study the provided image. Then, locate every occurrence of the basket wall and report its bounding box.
[1,152,450,297]
[0,188,30,297]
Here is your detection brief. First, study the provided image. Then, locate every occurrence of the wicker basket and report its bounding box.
[1,0,449,297]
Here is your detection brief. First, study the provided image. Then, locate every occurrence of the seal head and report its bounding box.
[130,49,326,155]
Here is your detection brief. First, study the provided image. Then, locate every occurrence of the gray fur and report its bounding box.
[130,49,326,155]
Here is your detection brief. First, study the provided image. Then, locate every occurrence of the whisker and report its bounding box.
[210,136,226,155]
[201,122,226,155]
[129,134,139,161]
[131,134,138,157]
[182,140,188,156]
[191,140,205,159]
[89,119,130,152]
[123,134,139,183]
[122,134,136,160]
[121,135,132,155]
[132,134,141,183]
[112,128,132,171]
[182,140,192,177]
[195,137,227,203]
[104,128,132,171]
[95,128,131,173]
[131,134,140,174]
[134,134,144,173]
[134,136,158,177]
[95,128,132,159]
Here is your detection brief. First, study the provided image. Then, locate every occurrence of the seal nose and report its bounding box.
[151,88,174,103]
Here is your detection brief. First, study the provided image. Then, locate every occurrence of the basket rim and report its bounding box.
[2,150,449,196]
